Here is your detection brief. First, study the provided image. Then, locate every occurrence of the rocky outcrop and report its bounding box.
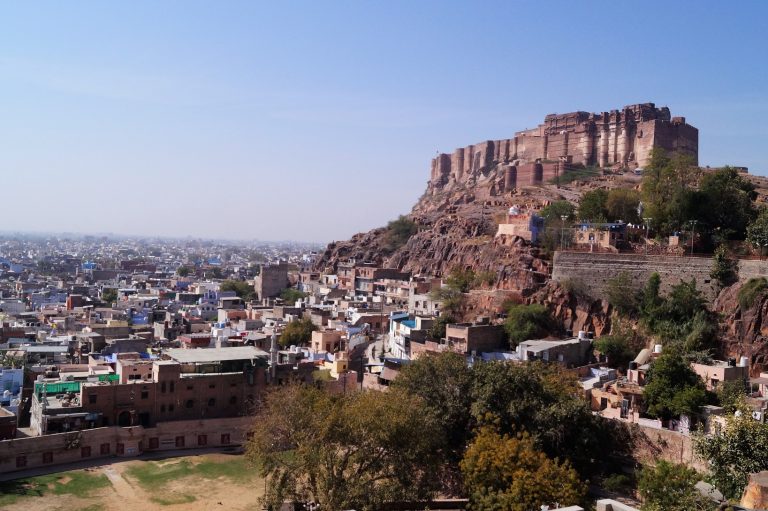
[714,281,768,375]
[530,282,613,337]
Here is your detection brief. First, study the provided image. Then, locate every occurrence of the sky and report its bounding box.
[1,1,767,243]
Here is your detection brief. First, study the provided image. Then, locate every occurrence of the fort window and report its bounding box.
[116,443,124,455]
[221,434,230,445]
[81,446,91,458]
[175,436,185,447]
[198,434,208,446]
[169,382,175,392]
[208,383,215,389]
[187,385,193,390]
[43,451,53,464]
[161,381,166,393]
[149,437,159,449]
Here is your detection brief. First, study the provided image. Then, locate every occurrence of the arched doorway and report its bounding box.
[117,411,131,427]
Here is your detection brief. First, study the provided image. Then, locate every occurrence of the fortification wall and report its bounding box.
[551,252,719,300]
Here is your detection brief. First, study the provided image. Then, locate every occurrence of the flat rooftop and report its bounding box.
[164,346,269,364]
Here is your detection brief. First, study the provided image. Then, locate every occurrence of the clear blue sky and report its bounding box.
[2,1,767,242]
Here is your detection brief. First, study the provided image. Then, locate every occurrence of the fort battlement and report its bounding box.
[429,103,698,191]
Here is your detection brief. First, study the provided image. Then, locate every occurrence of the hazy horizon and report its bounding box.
[2,1,767,243]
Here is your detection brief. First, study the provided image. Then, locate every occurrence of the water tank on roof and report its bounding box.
[653,344,663,354]
[739,356,750,368]
[577,330,588,340]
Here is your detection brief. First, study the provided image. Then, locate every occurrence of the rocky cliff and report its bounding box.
[714,281,768,375]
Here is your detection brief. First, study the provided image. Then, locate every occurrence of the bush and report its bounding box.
[280,288,308,303]
[279,317,317,347]
[602,473,632,493]
[504,304,553,347]
[738,277,768,309]
[383,215,418,252]
[605,272,638,316]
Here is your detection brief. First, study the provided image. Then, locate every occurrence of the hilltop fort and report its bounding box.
[429,103,698,192]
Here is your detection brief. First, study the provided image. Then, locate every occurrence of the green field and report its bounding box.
[0,471,110,507]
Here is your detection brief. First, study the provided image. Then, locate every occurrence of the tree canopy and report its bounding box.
[279,317,317,347]
[383,215,418,252]
[503,303,553,348]
[220,279,255,301]
[280,288,308,304]
[460,427,586,511]
[638,460,711,511]
[643,351,707,420]
[246,385,443,510]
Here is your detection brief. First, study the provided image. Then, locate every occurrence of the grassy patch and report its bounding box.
[125,455,253,491]
[151,494,197,506]
[0,471,110,506]
[739,277,768,309]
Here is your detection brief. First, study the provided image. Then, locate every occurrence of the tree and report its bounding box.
[176,266,192,277]
[220,279,255,301]
[606,188,641,224]
[643,352,707,420]
[469,362,608,476]
[460,427,586,511]
[445,267,477,293]
[594,334,635,370]
[246,385,443,511]
[711,245,737,287]
[716,379,747,414]
[698,166,757,240]
[278,317,317,347]
[391,351,473,454]
[429,314,455,340]
[605,272,639,316]
[539,200,576,222]
[504,304,553,348]
[695,413,768,499]
[429,287,464,316]
[280,288,308,303]
[383,215,418,252]
[578,189,609,222]
[638,460,711,511]
[747,208,768,255]
[641,149,701,235]
[101,288,117,304]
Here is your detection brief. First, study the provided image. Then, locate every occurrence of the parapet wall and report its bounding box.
[552,252,719,301]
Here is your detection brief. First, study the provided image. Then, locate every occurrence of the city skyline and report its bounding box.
[2,1,767,242]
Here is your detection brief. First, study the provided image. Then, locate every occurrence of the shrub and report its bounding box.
[738,277,768,309]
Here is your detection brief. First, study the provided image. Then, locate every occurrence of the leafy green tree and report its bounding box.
[643,352,707,420]
[539,200,576,222]
[594,334,635,370]
[101,288,117,304]
[578,189,609,222]
[429,314,455,340]
[391,351,473,452]
[429,287,464,316]
[460,427,586,511]
[639,273,663,319]
[695,413,768,499]
[638,460,710,511]
[278,317,317,347]
[469,362,607,476]
[747,207,768,255]
[246,385,443,510]
[383,215,418,252]
[605,272,639,316]
[280,288,308,303]
[641,148,701,235]
[445,267,477,293]
[220,279,255,301]
[606,188,641,224]
[716,379,747,414]
[698,166,757,240]
[711,245,737,287]
[176,266,192,277]
[504,304,553,347]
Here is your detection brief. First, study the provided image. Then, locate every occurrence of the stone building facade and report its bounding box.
[429,103,698,191]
